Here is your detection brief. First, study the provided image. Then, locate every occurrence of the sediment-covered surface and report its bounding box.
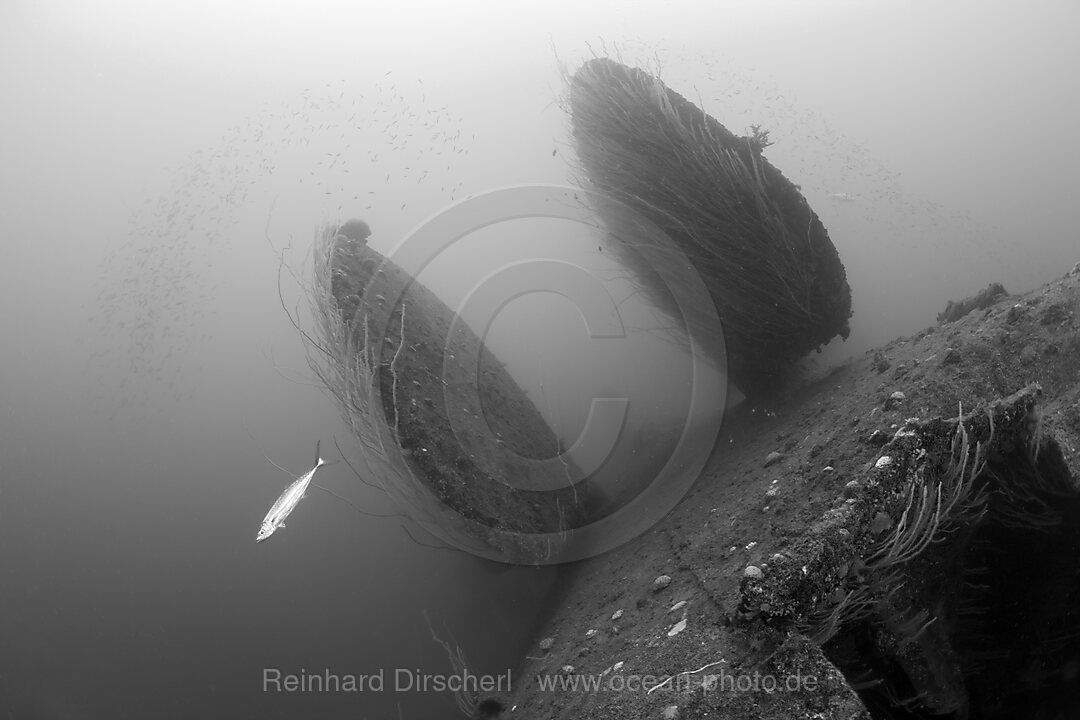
[502,263,1080,719]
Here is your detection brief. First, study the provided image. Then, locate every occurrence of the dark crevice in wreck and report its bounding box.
[824,399,1080,718]
[947,434,1080,718]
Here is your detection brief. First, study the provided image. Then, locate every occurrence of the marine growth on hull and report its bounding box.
[569,57,852,397]
[308,222,596,564]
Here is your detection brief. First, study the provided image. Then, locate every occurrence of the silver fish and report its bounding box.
[256,441,327,543]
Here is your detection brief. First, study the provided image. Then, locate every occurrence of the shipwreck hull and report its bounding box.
[570,58,851,396]
[320,226,598,564]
